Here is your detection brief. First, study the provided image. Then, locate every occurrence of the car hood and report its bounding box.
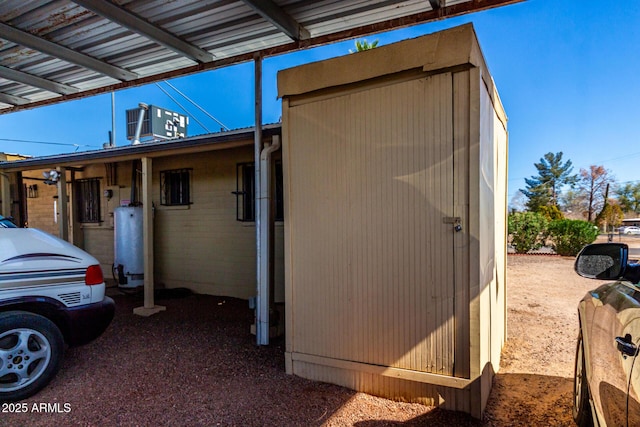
[0,228,98,273]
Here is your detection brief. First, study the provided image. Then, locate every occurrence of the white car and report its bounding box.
[620,226,640,235]
[0,216,114,401]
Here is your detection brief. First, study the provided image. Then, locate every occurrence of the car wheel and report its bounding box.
[0,311,64,402]
[573,332,593,426]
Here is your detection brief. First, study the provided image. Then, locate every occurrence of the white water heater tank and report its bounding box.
[114,206,144,288]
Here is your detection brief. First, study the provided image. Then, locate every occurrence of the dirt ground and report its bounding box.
[4,237,637,426]
[482,255,594,426]
[484,234,640,427]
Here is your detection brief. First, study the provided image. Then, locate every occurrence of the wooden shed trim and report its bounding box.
[289,352,472,389]
[278,24,477,97]
[278,23,507,128]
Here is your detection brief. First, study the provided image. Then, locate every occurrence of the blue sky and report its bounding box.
[1,0,638,203]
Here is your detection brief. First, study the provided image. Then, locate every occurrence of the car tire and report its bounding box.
[573,332,593,427]
[0,311,64,402]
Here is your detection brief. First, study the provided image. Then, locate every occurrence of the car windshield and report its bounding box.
[0,216,17,228]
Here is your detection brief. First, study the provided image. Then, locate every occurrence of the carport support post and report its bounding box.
[133,157,165,317]
[255,54,269,345]
[0,172,9,218]
[57,167,69,242]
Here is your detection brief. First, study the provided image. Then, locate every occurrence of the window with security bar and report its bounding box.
[76,178,100,223]
[234,162,283,222]
[160,169,192,206]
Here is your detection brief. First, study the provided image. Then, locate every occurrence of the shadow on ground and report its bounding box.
[2,292,574,426]
[2,293,358,426]
[483,373,574,426]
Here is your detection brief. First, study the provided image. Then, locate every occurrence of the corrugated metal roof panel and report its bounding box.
[0,0,522,112]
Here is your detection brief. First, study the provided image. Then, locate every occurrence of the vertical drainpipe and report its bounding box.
[259,135,280,345]
[254,54,268,345]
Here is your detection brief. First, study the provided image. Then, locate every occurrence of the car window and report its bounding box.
[0,216,17,228]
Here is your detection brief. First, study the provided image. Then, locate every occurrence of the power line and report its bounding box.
[0,138,97,149]
[154,83,211,133]
[163,80,230,131]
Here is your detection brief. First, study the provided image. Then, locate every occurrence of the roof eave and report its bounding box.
[0,124,281,172]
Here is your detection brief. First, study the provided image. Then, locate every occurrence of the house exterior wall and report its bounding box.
[0,154,28,224]
[281,24,507,418]
[151,148,260,298]
[19,146,284,301]
[23,169,61,237]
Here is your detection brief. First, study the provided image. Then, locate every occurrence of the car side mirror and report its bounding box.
[575,243,628,280]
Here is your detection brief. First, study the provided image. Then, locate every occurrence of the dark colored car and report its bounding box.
[573,243,640,426]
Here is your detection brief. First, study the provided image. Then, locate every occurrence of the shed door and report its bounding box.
[287,72,457,375]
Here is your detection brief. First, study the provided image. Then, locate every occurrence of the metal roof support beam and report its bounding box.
[133,157,166,317]
[0,91,29,106]
[0,65,77,95]
[242,0,310,41]
[71,0,213,64]
[254,54,268,345]
[0,22,137,81]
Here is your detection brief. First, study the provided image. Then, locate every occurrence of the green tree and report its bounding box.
[616,182,640,213]
[521,152,578,211]
[349,39,379,53]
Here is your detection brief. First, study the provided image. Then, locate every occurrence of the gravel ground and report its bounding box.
[2,252,611,426]
[1,292,477,426]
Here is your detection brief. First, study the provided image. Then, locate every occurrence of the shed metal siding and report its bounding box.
[478,75,508,400]
[452,70,471,382]
[282,25,508,417]
[286,72,458,375]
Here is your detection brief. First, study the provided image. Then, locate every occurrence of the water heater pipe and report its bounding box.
[132,102,149,145]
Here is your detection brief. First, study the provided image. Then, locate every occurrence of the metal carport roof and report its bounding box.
[0,0,522,114]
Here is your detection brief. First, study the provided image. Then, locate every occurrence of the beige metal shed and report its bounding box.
[278,24,508,418]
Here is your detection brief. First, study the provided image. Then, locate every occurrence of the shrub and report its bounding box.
[547,219,599,256]
[508,212,548,254]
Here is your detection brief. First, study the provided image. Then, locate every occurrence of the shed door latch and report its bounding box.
[443,217,462,232]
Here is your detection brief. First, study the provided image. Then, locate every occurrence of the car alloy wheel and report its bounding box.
[0,312,63,401]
